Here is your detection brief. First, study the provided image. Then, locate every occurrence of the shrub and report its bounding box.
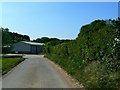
[44,18,120,88]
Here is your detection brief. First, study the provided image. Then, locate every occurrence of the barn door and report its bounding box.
[31,45,37,54]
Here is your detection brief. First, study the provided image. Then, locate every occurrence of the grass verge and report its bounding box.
[46,54,120,89]
[0,56,25,75]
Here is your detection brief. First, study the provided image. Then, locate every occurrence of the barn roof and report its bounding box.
[21,41,44,45]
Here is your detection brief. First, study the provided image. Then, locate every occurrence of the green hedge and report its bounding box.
[44,19,120,88]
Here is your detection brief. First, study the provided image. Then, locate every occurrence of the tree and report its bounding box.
[1,28,12,46]
[23,35,30,40]
[33,37,50,43]
[0,28,12,53]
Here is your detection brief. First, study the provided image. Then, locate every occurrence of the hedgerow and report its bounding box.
[44,18,120,88]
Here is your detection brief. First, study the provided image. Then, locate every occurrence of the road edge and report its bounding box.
[44,57,85,88]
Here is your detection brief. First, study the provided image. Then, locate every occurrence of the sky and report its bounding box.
[1,2,118,40]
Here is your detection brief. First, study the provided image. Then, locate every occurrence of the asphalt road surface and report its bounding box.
[2,55,71,88]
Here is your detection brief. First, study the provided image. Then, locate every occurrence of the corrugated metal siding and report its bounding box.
[37,45,43,53]
[11,41,44,54]
[12,42,31,53]
[31,45,37,54]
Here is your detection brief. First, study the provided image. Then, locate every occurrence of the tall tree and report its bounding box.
[1,28,12,46]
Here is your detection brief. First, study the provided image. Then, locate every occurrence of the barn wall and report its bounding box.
[37,45,43,53]
[31,45,37,54]
[11,42,31,53]
[30,45,43,54]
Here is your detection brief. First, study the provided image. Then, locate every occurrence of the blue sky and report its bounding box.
[1,2,118,40]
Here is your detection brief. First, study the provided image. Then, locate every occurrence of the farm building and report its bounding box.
[11,41,44,54]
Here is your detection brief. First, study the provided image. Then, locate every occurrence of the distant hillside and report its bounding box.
[9,31,30,43]
[1,27,30,53]
[32,37,71,46]
[1,28,30,45]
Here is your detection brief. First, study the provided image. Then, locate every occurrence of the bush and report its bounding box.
[44,18,120,88]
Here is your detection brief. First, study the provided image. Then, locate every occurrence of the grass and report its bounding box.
[0,56,25,75]
[46,54,120,89]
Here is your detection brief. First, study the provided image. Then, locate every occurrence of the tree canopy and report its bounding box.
[1,27,30,45]
[32,37,71,46]
[1,27,30,53]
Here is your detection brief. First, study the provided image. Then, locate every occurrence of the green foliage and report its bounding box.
[9,32,30,43]
[1,28,12,46]
[44,18,120,88]
[33,37,50,43]
[1,27,30,44]
[33,37,71,47]
[1,56,24,75]
[1,28,12,53]
[83,61,119,88]
[1,27,30,53]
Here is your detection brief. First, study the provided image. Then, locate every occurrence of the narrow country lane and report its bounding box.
[2,55,71,88]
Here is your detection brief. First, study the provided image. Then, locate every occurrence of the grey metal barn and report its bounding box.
[11,41,44,54]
